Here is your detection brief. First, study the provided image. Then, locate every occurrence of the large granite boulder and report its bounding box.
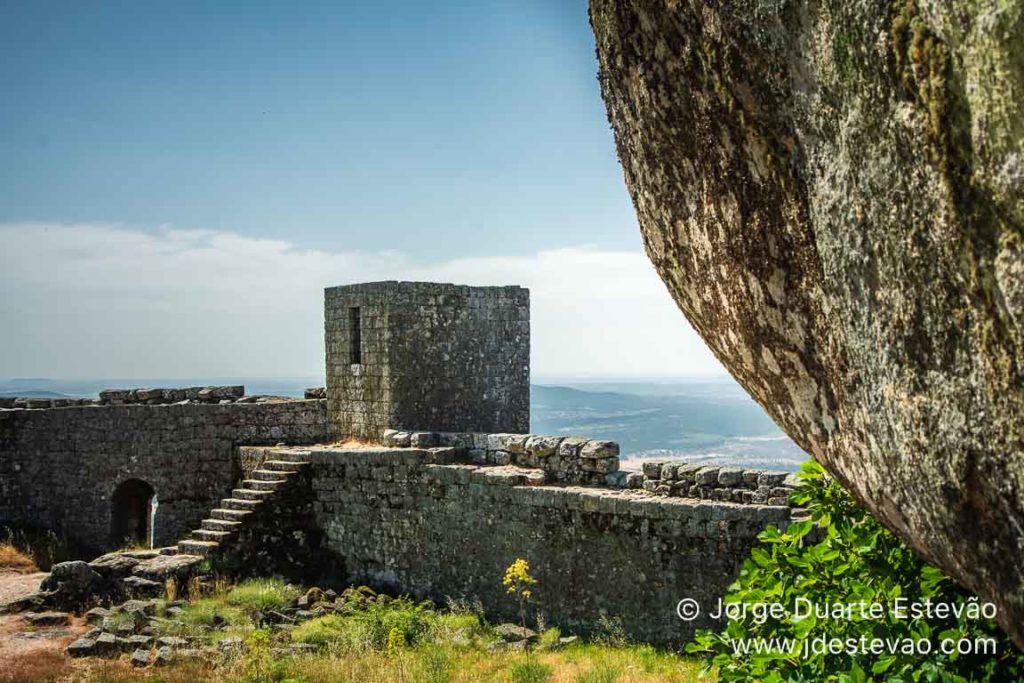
[590,0,1024,646]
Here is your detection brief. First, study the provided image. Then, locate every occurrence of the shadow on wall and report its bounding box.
[110,479,156,549]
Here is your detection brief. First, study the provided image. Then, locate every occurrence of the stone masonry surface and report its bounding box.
[325,281,529,439]
[0,400,329,552]
[239,445,793,645]
[382,429,799,503]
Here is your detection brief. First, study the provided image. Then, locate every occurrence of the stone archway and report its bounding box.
[110,479,156,548]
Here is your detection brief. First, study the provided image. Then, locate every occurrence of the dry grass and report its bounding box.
[0,544,37,573]
[65,658,219,682]
[0,649,73,682]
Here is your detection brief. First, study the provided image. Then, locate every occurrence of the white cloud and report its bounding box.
[0,222,725,380]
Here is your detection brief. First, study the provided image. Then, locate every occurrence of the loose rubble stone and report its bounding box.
[157,636,189,649]
[95,632,118,654]
[23,611,70,626]
[85,607,112,624]
[495,623,537,642]
[718,468,744,487]
[66,638,97,657]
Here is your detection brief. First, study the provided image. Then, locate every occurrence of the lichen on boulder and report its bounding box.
[590,0,1024,646]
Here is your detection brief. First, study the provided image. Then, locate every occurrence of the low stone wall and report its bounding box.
[381,430,798,505]
[0,385,320,409]
[0,400,329,552]
[638,460,798,505]
[383,430,623,486]
[244,445,792,645]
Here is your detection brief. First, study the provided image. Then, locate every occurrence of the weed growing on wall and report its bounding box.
[688,461,1024,682]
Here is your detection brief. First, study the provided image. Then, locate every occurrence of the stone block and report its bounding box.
[718,467,744,487]
[641,460,664,478]
[757,472,788,487]
[410,432,438,448]
[695,467,720,485]
[582,458,618,474]
[557,437,587,457]
[525,435,562,458]
[580,440,619,459]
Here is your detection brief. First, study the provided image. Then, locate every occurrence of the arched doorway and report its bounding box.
[110,479,156,548]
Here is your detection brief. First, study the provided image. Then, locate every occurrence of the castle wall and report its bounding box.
[325,281,530,439]
[247,445,791,645]
[0,401,328,552]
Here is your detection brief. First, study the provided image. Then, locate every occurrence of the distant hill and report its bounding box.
[0,390,72,398]
[531,382,807,471]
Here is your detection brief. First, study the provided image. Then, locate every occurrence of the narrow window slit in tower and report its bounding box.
[349,306,362,365]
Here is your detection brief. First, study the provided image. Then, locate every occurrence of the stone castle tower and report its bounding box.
[324,281,530,440]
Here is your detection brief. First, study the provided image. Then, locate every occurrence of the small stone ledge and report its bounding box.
[381,429,620,485]
[637,460,800,506]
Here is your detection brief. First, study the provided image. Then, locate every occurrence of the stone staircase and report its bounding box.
[170,459,309,557]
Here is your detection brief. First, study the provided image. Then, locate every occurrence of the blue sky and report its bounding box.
[0,2,726,380]
[0,1,639,258]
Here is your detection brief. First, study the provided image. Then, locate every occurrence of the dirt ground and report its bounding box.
[0,570,87,682]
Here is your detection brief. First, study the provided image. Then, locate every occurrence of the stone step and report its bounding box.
[252,468,295,481]
[221,498,261,511]
[201,518,242,532]
[210,508,253,521]
[232,488,273,501]
[243,478,284,491]
[191,529,233,543]
[177,540,219,556]
[263,460,309,472]
[159,546,179,556]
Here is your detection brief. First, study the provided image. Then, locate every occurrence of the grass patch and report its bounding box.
[510,658,553,683]
[292,595,435,650]
[64,579,711,682]
[225,578,301,615]
[151,596,248,641]
[268,643,709,682]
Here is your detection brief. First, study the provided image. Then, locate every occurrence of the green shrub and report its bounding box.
[166,597,246,637]
[226,578,301,615]
[291,614,349,647]
[688,460,1024,682]
[240,629,274,683]
[352,596,435,649]
[291,596,436,651]
[537,627,562,651]
[430,611,485,646]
